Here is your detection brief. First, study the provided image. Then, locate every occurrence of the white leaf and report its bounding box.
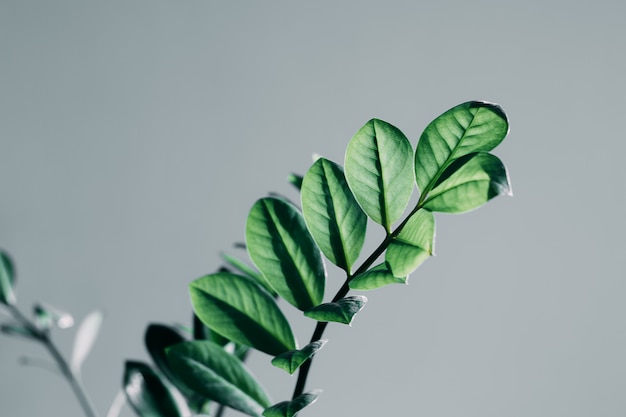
[71,310,104,375]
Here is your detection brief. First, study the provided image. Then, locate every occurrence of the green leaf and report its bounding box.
[301,158,367,273]
[246,197,325,311]
[0,323,37,339]
[221,253,275,296]
[287,173,303,191]
[304,296,367,325]
[166,341,271,417]
[344,119,414,231]
[71,310,103,375]
[262,390,322,417]
[386,209,435,277]
[123,361,189,417]
[271,340,327,375]
[415,101,509,197]
[0,251,16,306]
[190,272,296,356]
[348,263,407,290]
[422,153,512,213]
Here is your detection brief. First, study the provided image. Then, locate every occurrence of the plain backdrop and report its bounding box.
[1,1,625,416]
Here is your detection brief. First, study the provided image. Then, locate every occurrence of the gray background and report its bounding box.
[1,1,624,416]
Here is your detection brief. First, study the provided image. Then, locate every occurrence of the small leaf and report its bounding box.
[344,119,414,231]
[190,272,296,356]
[271,340,327,375]
[1,323,37,339]
[0,251,16,306]
[422,153,512,213]
[123,360,190,417]
[301,158,367,273]
[385,209,435,277]
[415,101,509,197]
[262,390,322,417]
[304,296,366,325]
[221,253,275,296]
[71,310,104,375]
[166,340,271,417]
[34,302,74,330]
[348,263,407,291]
[287,173,303,191]
[246,197,325,311]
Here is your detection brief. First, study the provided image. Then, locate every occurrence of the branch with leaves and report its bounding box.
[1,101,512,417]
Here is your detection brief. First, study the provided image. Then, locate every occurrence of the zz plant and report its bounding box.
[0,100,512,417]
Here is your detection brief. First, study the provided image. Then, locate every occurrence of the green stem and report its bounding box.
[292,205,424,399]
[7,304,99,417]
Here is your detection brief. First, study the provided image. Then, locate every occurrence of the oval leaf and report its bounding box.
[123,360,189,417]
[301,158,367,273]
[422,153,512,213]
[303,296,367,326]
[0,251,16,306]
[415,101,509,197]
[262,390,322,417]
[246,197,325,311]
[71,310,104,375]
[190,272,296,356]
[271,340,328,375]
[166,341,271,417]
[349,263,407,291]
[344,119,414,231]
[386,209,435,277]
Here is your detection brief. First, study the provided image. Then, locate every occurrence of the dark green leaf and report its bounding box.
[0,251,16,306]
[422,153,512,213]
[415,101,509,197]
[1,323,37,339]
[348,263,407,290]
[271,340,327,375]
[386,209,435,277]
[246,197,325,311]
[145,325,193,393]
[262,390,322,417]
[166,341,271,417]
[287,173,303,191]
[123,361,189,417]
[190,272,296,356]
[344,119,414,231]
[304,296,366,325]
[301,158,367,273]
[221,253,275,296]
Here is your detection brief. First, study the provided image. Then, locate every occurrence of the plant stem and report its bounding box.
[292,205,424,399]
[7,304,99,417]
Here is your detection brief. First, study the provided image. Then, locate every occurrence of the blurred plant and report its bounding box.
[0,252,102,417]
[2,101,512,417]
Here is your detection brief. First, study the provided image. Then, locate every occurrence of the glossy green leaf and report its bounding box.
[221,253,275,296]
[123,361,189,417]
[344,119,414,231]
[262,390,321,417]
[348,262,407,290]
[271,340,327,375]
[0,251,16,306]
[71,310,103,375]
[415,101,509,196]
[190,272,296,356]
[422,153,512,213]
[246,197,325,311]
[304,296,367,325]
[301,158,367,273]
[386,209,435,277]
[166,341,271,417]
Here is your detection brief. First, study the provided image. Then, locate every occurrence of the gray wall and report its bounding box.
[1,1,624,416]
